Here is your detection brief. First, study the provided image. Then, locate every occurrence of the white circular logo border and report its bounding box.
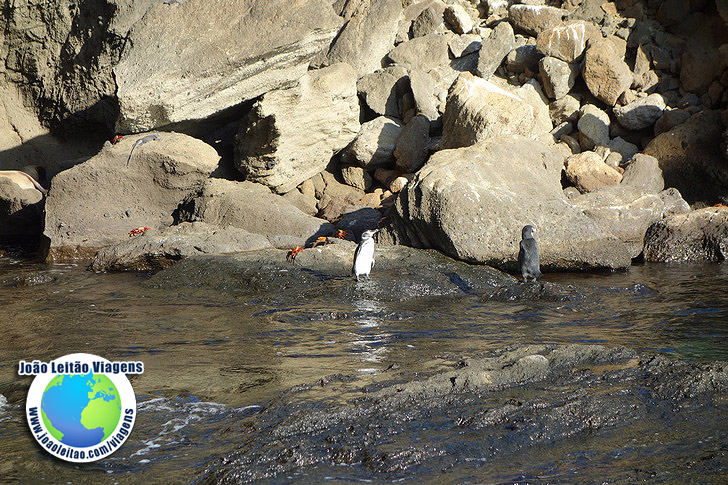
[25,353,137,463]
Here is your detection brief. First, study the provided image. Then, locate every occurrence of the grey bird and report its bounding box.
[352,229,378,281]
[518,225,542,282]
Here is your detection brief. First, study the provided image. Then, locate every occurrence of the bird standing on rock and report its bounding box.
[518,225,542,282]
[353,229,378,281]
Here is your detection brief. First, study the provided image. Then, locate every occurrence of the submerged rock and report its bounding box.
[201,344,728,483]
[91,222,272,272]
[146,243,515,300]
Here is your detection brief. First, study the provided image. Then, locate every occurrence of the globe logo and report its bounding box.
[21,353,143,463]
[41,373,122,448]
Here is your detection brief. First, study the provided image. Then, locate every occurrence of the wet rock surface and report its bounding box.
[644,206,728,262]
[201,344,728,483]
[146,242,516,300]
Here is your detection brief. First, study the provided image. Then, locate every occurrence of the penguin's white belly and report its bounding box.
[354,241,375,275]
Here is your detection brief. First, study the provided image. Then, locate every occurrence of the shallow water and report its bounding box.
[0,248,727,482]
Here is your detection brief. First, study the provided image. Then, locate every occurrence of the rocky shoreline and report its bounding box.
[1,0,727,270]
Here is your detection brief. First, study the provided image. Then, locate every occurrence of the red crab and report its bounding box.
[128,226,149,237]
[333,229,351,240]
[112,134,124,144]
[287,245,303,261]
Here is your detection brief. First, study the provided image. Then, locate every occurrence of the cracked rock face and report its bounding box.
[114,0,343,133]
[234,63,360,195]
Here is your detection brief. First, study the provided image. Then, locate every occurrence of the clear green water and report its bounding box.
[0,249,726,482]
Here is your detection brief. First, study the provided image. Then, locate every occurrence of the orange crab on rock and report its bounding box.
[333,229,352,240]
[128,226,149,237]
[287,245,303,261]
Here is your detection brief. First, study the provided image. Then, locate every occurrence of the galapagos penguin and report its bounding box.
[352,229,378,281]
[518,225,542,282]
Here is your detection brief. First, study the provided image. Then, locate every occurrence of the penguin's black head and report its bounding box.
[522,225,536,239]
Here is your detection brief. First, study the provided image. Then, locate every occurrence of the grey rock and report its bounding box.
[235,63,360,194]
[536,21,595,63]
[411,3,446,38]
[577,104,610,150]
[449,34,483,58]
[607,137,639,165]
[44,132,219,261]
[644,110,728,205]
[441,72,552,149]
[408,69,440,120]
[114,0,343,133]
[343,116,403,170]
[506,44,542,74]
[654,108,691,137]
[539,56,579,100]
[549,95,581,124]
[341,165,373,191]
[394,115,431,173]
[619,154,664,194]
[476,21,516,79]
[444,4,475,34]
[148,244,514,299]
[388,135,633,270]
[90,222,273,272]
[564,151,622,193]
[509,4,568,37]
[319,0,402,76]
[613,94,666,130]
[581,38,632,106]
[644,207,728,262]
[176,179,334,249]
[573,186,690,257]
[357,66,409,118]
[0,177,44,238]
[387,33,450,72]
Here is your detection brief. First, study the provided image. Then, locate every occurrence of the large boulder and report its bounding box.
[394,114,431,173]
[508,4,568,37]
[620,154,664,194]
[644,111,728,205]
[564,151,622,193]
[581,38,632,106]
[476,21,516,79]
[342,116,403,170]
[536,21,595,63]
[175,178,334,248]
[387,135,633,270]
[44,132,219,261]
[440,72,551,149]
[317,0,402,76]
[357,66,409,118]
[90,222,272,272]
[643,207,728,262]
[114,0,343,133]
[539,56,579,100]
[572,186,690,257]
[386,33,450,72]
[234,63,360,194]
